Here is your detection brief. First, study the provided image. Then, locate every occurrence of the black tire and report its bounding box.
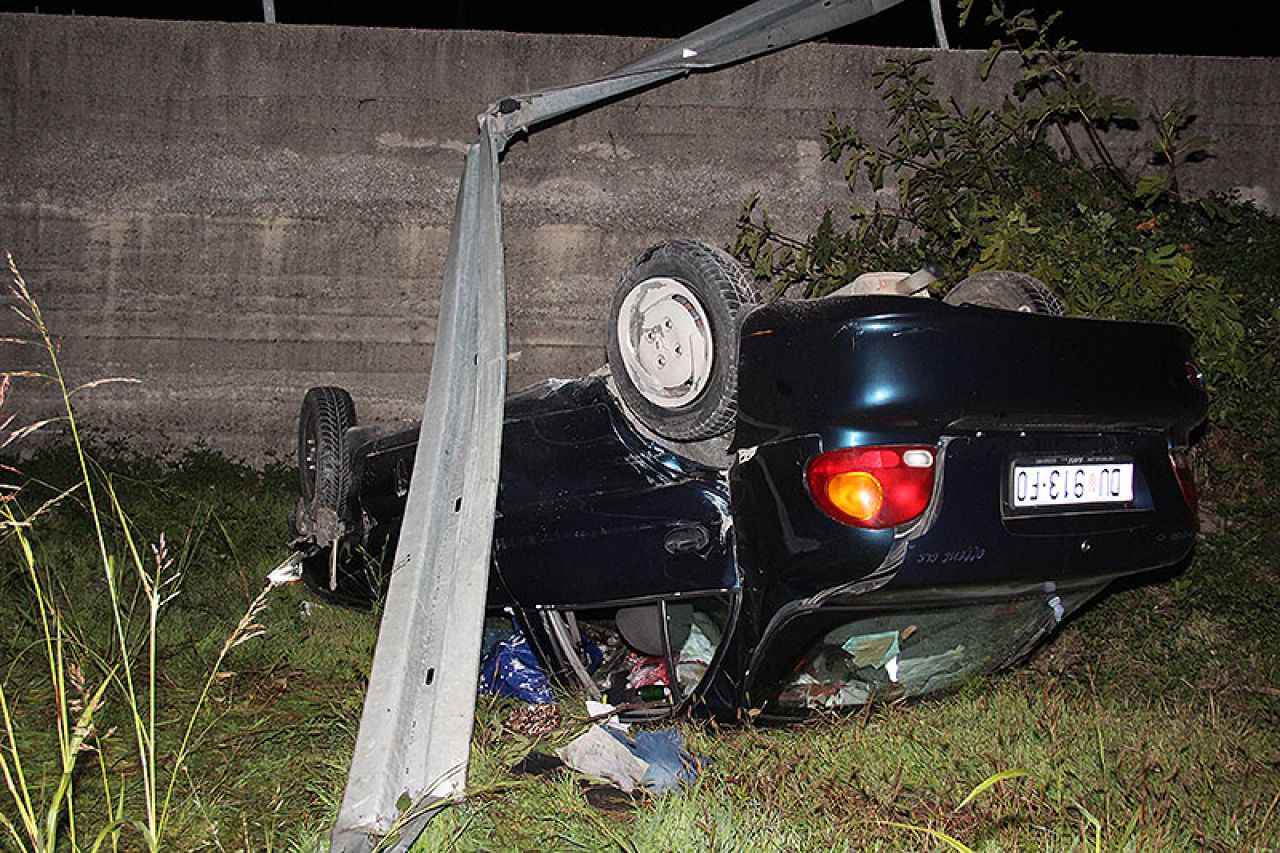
[606,240,759,441]
[943,270,1064,315]
[298,386,357,515]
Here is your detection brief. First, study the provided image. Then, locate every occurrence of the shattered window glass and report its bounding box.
[770,590,1096,711]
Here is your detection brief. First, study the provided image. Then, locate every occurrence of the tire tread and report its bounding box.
[299,386,357,515]
[943,270,1064,315]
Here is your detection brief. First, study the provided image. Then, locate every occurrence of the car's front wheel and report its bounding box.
[943,270,1064,315]
[606,240,758,441]
[298,386,356,519]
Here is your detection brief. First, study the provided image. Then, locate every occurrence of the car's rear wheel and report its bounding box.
[606,240,758,441]
[943,270,1063,315]
[298,386,356,516]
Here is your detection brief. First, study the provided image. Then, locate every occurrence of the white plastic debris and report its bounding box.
[585,700,630,732]
[675,621,716,694]
[1048,595,1065,622]
[267,551,305,587]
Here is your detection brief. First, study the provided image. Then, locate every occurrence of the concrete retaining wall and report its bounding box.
[2,13,1277,460]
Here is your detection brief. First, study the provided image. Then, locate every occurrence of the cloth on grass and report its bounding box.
[556,725,650,793]
[557,724,704,795]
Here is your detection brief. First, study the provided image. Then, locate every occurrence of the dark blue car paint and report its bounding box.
[734,296,1204,448]
[300,296,1207,720]
[315,377,739,610]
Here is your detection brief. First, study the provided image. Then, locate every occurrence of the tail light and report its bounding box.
[806,445,937,529]
[1169,448,1198,516]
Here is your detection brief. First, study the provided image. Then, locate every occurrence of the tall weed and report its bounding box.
[0,253,274,851]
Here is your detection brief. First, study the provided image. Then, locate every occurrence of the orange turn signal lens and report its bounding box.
[825,471,884,521]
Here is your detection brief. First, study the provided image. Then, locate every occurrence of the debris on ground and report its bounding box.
[627,729,701,794]
[584,700,629,732]
[582,784,641,813]
[507,750,641,814]
[266,551,304,586]
[556,725,651,793]
[503,703,561,738]
[508,752,565,777]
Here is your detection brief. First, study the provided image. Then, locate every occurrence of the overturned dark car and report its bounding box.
[291,240,1206,722]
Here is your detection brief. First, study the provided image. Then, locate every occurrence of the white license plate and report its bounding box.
[1011,462,1134,509]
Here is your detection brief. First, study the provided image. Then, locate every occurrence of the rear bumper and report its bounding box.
[895,430,1197,589]
[728,429,1195,604]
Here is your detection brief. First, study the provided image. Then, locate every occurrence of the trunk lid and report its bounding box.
[734,296,1208,449]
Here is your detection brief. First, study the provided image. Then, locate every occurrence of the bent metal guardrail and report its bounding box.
[329,1,907,849]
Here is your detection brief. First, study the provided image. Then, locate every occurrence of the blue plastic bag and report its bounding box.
[478,621,554,704]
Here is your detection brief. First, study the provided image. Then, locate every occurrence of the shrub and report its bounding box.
[733,1,1279,433]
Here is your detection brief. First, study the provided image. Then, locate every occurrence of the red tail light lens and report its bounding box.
[1185,361,1205,391]
[806,445,937,529]
[1170,448,1198,517]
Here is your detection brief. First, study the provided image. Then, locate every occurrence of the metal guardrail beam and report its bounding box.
[329,125,507,853]
[330,1,904,849]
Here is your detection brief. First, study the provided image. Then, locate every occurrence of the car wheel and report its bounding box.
[943,270,1064,315]
[607,240,759,441]
[298,386,356,515]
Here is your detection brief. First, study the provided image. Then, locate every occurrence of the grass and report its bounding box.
[3,449,376,851]
[1,446,1276,851]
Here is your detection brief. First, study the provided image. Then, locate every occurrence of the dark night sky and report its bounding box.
[1,1,1275,57]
